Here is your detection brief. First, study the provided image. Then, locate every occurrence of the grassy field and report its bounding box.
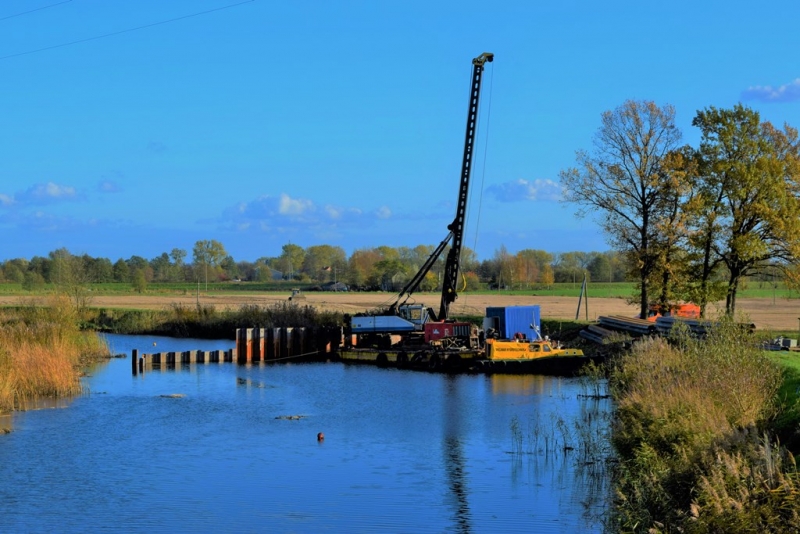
[1,280,799,299]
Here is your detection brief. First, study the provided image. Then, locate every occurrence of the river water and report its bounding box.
[0,334,612,533]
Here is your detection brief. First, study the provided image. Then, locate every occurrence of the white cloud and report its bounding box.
[325,205,342,219]
[742,78,800,103]
[486,179,563,202]
[16,182,78,204]
[278,193,314,215]
[218,193,394,237]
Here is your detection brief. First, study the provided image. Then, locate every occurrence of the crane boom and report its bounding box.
[350,53,493,343]
[439,52,493,320]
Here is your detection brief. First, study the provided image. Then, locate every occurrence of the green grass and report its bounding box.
[1,280,798,300]
[766,350,800,451]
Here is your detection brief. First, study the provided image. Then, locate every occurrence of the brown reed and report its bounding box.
[0,295,108,413]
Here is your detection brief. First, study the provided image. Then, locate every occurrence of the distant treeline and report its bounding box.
[0,242,631,293]
[0,242,789,299]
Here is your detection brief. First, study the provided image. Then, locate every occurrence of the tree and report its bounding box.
[113,258,130,282]
[22,270,45,291]
[277,244,305,280]
[690,104,800,315]
[132,268,147,293]
[170,248,187,267]
[514,250,540,288]
[1,259,26,283]
[647,147,696,312]
[302,245,346,282]
[220,256,239,280]
[553,252,584,284]
[371,258,408,291]
[89,257,114,283]
[493,245,513,289]
[587,254,612,283]
[560,100,683,319]
[347,248,382,289]
[49,248,93,312]
[150,253,173,282]
[540,264,555,288]
[170,248,188,282]
[192,240,228,290]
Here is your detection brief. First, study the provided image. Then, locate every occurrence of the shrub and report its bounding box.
[0,296,108,413]
[610,317,788,531]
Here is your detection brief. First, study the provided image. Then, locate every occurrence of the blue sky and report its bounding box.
[1,0,799,263]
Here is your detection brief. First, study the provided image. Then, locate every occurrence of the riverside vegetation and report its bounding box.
[0,296,109,417]
[609,319,800,532]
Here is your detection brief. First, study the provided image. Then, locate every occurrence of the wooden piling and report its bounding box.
[132,349,138,376]
[280,328,292,360]
[252,328,263,363]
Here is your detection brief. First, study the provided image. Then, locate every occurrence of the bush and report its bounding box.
[609,318,790,532]
[0,296,109,413]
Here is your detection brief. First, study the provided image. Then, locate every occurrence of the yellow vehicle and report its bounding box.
[478,337,589,375]
[485,338,584,361]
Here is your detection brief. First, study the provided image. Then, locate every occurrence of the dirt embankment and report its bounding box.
[2,292,797,332]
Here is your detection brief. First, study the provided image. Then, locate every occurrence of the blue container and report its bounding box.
[484,305,541,340]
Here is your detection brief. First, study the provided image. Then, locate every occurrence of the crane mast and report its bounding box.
[439,52,493,320]
[350,53,493,344]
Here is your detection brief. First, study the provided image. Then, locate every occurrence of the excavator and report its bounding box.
[347,52,494,354]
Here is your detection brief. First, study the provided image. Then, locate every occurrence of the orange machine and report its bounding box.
[644,303,701,322]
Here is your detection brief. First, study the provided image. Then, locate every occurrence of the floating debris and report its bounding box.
[236,377,273,388]
[275,415,305,420]
[159,394,186,398]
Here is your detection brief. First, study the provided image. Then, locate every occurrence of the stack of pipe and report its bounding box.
[597,315,657,336]
[579,324,629,344]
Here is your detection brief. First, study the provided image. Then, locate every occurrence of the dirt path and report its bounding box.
[3,292,798,332]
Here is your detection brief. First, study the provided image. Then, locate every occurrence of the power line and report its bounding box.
[0,0,73,22]
[0,0,255,61]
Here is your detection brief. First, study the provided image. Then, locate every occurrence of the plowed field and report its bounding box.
[3,292,798,332]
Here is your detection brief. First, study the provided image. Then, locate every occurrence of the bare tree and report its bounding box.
[560,100,682,318]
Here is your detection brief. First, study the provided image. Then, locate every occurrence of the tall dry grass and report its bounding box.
[610,318,798,532]
[0,295,108,413]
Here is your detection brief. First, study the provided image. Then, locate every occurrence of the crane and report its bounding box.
[349,52,494,348]
[390,52,493,319]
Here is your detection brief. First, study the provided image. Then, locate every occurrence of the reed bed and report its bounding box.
[0,296,108,414]
[609,318,799,532]
[90,301,344,339]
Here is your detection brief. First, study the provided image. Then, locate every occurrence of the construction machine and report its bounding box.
[347,52,494,352]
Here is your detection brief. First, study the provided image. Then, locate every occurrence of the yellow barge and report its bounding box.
[339,338,593,375]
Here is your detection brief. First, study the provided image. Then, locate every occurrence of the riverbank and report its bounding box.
[2,290,799,330]
[608,320,800,531]
[0,297,109,419]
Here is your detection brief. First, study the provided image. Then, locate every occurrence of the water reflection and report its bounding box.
[506,379,613,530]
[0,414,10,433]
[0,334,611,533]
[490,373,555,396]
[443,376,471,533]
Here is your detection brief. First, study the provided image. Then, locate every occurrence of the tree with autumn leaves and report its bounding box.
[561,100,800,317]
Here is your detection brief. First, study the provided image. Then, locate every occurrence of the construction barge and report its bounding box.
[338,340,593,375]
[130,305,596,377]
